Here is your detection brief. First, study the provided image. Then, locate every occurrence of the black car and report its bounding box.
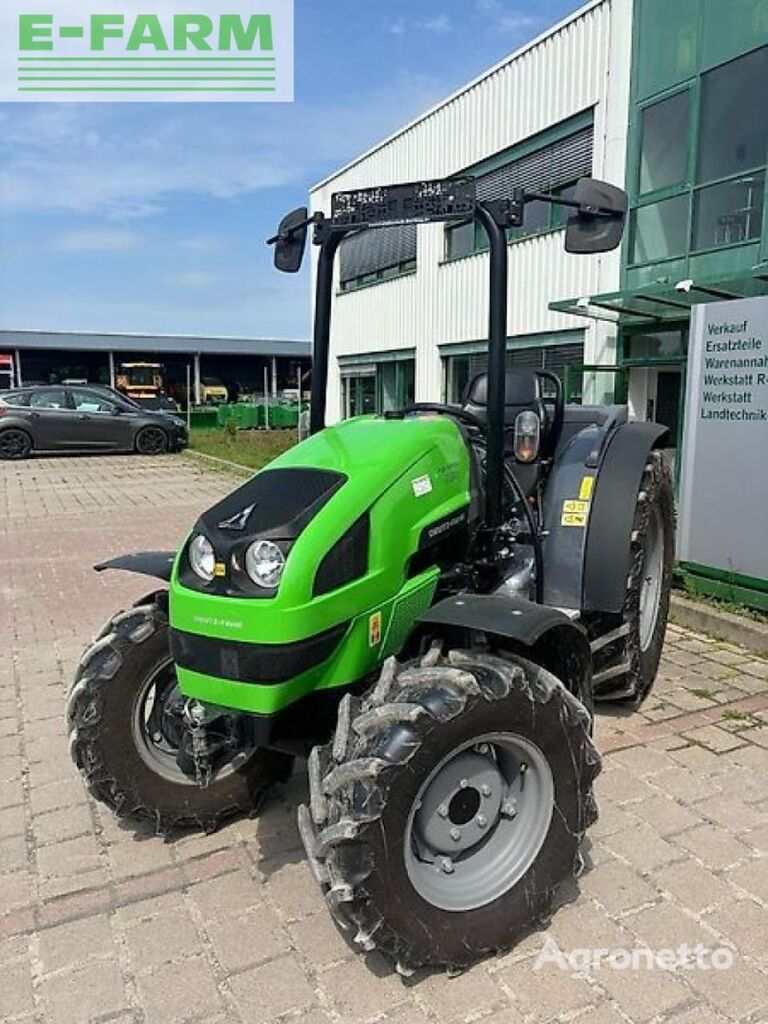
[0,385,188,460]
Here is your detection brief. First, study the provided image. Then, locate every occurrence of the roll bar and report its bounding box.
[268,176,627,531]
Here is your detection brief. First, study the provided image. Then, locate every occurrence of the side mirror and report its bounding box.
[272,207,309,273]
[564,178,628,255]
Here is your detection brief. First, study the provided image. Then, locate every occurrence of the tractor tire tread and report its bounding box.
[298,648,600,971]
[67,600,292,835]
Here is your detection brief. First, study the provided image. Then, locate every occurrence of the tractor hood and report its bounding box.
[169,414,473,714]
[172,414,470,630]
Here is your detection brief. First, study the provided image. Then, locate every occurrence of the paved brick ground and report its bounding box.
[2,452,768,1024]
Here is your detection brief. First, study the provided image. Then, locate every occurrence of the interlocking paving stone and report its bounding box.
[3,453,768,1023]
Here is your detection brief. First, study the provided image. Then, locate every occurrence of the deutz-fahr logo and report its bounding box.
[1,1,294,103]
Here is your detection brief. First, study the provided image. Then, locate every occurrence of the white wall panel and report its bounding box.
[312,0,633,422]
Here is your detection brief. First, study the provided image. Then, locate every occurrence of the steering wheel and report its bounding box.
[401,403,486,433]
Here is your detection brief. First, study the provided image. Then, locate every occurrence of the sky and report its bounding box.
[0,0,584,340]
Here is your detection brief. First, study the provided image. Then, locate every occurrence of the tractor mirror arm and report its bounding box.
[522,190,623,219]
[266,212,320,247]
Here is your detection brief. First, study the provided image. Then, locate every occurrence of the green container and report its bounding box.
[217,403,258,429]
[189,409,219,431]
[268,404,299,429]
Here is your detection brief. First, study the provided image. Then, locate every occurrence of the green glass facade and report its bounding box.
[625,0,768,292]
[622,0,768,607]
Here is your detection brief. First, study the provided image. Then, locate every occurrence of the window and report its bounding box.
[1,391,29,407]
[690,47,768,253]
[339,224,417,292]
[443,339,584,403]
[445,116,594,259]
[698,48,768,184]
[72,389,119,413]
[623,329,687,362]
[639,91,691,194]
[631,193,689,264]
[340,358,415,417]
[629,45,768,266]
[30,389,67,409]
[693,172,765,250]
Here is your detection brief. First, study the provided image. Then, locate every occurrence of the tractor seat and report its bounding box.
[462,370,554,446]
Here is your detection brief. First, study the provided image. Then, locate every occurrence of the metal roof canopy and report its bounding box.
[0,330,310,358]
[550,269,768,327]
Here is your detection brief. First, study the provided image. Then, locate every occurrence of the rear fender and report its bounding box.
[582,421,668,613]
[94,551,175,582]
[420,593,592,709]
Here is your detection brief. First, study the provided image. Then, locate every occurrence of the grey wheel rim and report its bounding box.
[137,427,168,455]
[0,430,29,458]
[131,660,251,785]
[404,732,554,912]
[639,504,664,652]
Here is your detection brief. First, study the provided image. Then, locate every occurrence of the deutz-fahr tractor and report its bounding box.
[68,176,674,972]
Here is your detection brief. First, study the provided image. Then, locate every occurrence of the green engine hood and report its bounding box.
[167,411,475,716]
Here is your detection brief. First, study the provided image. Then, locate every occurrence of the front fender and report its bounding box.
[94,551,176,582]
[420,593,593,710]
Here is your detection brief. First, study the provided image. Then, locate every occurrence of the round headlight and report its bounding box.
[245,540,285,589]
[189,534,216,582]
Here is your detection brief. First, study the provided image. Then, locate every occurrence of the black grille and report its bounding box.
[201,467,345,544]
[313,514,370,596]
[170,622,349,685]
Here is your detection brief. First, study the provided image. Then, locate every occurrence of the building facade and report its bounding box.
[309,0,634,423]
[310,0,768,473]
[554,0,768,474]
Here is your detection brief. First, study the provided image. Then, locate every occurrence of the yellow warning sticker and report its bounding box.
[563,500,590,515]
[214,562,226,577]
[369,611,382,647]
[579,476,595,501]
[562,512,588,528]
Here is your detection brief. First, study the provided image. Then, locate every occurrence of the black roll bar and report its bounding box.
[270,175,627,537]
[309,228,348,435]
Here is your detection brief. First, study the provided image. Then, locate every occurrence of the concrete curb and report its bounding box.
[181,449,252,476]
[671,593,768,656]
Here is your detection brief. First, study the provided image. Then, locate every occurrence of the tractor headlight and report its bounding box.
[189,534,216,582]
[245,540,286,589]
[514,410,541,463]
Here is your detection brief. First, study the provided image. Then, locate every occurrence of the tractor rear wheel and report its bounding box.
[298,648,599,972]
[593,451,675,705]
[67,598,293,834]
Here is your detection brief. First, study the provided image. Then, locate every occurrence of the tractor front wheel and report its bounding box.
[298,648,600,972]
[67,598,293,833]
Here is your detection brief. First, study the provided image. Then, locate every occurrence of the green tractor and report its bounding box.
[68,177,674,972]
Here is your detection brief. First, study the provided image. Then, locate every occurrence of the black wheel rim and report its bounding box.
[131,659,254,785]
[0,430,29,458]
[137,427,168,455]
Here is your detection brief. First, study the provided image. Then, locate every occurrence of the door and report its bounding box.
[342,372,377,418]
[643,366,683,480]
[69,388,136,449]
[25,388,77,450]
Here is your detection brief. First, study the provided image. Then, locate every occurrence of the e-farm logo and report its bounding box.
[0,1,294,102]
